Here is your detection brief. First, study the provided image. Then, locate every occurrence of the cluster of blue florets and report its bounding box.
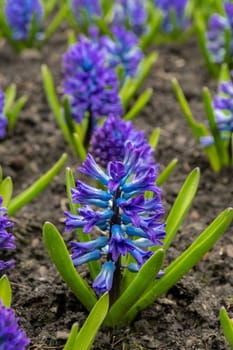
[65,142,165,295]
[0,89,7,140]
[206,2,233,64]
[5,0,43,41]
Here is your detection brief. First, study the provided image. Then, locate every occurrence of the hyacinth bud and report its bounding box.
[89,114,155,171]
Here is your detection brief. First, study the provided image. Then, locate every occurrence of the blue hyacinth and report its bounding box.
[101,26,144,81]
[0,196,15,271]
[206,2,233,64]
[201,77,233,148]
[90,114,155,170]
[63,35,122,125]
[70,0,102,27]
[65,143,165,295]
[155,0,189,33]
[5,0,44,41]
[0,89,8,140]
[112,0,148,36]
[0,300,30,349]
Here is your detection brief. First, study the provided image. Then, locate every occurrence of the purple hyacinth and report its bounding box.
[5,0,44,41]
[65,142,165,296]
[0,89,8,140]
[0,196,15,271]
[206,2,233,64]
[0,300,30,349]
[63,35,122,125]
[70,0,102,26]
[89,114,155,169]
[101,26,143,80]
[155,0,189,33]
[200,77,233,148]
[112,0,148,36]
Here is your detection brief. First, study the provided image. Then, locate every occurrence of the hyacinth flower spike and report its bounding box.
[0,196,15,272]
[44,158,233,326]
[0,89,8,140]
[111,0,148,37]
[0,0,67,51]
[173,63,233,171]
[196,2,233,77]
[0,275,30,349]
[69,0,102,32]
[62,34,122,147]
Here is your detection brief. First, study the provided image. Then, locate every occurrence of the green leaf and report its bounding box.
[41,65,73,146]
[72,293,109,350]
[123,88,152,121]
[125,208,233,323]
[140,11,162,51]
[7,96,27,131]
[63,323,79,350]
[120,53,157,109]
[172,78,221,172]
[43,4,68,43]
[4,84,16,112]
[8,153,67,216]
[43,222,97,311]
[0,275,12,307]
[156,158,178,187]
[218,63,230,83]
[106,249,165,326]
[72,133,87,162]
[149,128,160,150]
[0,177,13,207]
[220,307,233,349]
[164,168,200,250]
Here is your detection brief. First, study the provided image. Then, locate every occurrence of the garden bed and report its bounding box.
[0,27,233,349]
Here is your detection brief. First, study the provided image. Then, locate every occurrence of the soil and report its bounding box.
[0,24,233,350]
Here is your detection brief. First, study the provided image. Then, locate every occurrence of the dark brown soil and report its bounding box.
[0,26,233,350]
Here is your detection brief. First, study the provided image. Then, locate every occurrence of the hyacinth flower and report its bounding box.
[65,142,165,300]
[153,0,190,38]
[173,64,233,172]
[111,0,148,36]
[0,85,27,140]
[44,151,233,326]
[101,25,144,83]
[62,34,122,148]
[89,114,154,168]
[0,89,7,140]
[0,275,30,349]
[196,2,233,77]
[0,0,67,51]
[0,153,67,217]
[0,196,15,272]
[69,0,102,31]
[89,114,178,185]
